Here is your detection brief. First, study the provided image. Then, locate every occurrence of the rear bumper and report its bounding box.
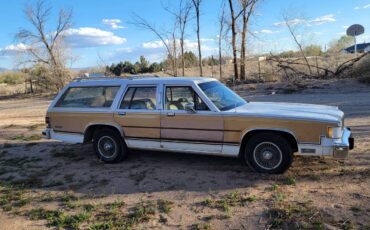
[42,128,51,139]
[42,128,83,143]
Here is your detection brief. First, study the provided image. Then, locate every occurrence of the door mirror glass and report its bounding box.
[184,102,196,113]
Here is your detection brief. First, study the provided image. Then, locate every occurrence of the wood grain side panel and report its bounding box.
[223,116,328,144]
[161,113,224,142]
[49,112,113,133]
[114,112,160,139]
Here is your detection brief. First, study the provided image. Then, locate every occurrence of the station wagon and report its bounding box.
[43,76,354,174]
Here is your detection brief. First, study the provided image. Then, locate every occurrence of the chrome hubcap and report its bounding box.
[98,136,117,158]
[262,151,273,160]
[103,142,113,151]
[253,142,283,170]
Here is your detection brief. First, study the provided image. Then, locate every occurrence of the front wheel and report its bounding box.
[243,133,293,174]
[93,129,128,163]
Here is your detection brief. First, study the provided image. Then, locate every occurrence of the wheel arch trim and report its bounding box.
[239,128,299,155]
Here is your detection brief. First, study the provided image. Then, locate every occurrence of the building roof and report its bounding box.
[343,43,370,53]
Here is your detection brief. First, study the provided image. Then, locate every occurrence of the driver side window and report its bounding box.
[165,86,209,111]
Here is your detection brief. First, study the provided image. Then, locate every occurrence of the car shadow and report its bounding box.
[0,140,287,196]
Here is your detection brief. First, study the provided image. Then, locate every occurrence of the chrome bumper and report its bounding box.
[332,128,354,158]
[42,128,52,139]
[297,127,354,158]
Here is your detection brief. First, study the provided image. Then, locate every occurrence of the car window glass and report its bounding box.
[165,86,209,111]
[120,87,157,110]
[56,86,119,108]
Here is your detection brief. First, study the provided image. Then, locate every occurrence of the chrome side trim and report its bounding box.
[125,137,239,157]
[222,144,240,157]
[126,139,161,149]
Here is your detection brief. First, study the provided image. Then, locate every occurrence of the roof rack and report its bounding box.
[73,74,160,82]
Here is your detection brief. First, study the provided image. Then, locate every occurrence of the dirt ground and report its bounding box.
[0,79,369,229]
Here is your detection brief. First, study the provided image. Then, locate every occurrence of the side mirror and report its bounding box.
[184,102,196,113]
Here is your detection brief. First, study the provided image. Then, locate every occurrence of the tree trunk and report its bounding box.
[218,6,225,81]
[218,35,223,81]
[228,0,238,81]
[195,7,203,76]
[240,10,247,81]
[180,37,185,76]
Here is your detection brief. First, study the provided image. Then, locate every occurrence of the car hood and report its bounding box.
[229,102,343,124]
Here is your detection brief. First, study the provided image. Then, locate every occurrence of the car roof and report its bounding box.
[68,76,217,87]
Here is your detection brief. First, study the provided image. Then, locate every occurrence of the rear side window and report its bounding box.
[56,86,120,108]
[120,87,157,110]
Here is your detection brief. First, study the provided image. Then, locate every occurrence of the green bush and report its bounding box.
[0,72,26,85]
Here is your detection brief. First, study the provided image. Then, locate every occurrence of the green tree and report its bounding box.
[303,44,323,56]
[183,51,197,67]
[148,62,162,72]
[139,56,149,72]
[327,35,353,53]
[278,50,296,58]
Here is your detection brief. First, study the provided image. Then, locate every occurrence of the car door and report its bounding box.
[114,85,161,149]
[160,84,224,154]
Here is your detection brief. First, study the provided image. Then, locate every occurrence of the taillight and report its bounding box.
[45,116,51,128]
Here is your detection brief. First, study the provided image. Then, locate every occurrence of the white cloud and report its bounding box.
[312,31,323,36]
[108,38,217,63]
[355,4,370,9]
[102,19,127,29]
[274,14,336,27]
[63,27,126,47]
[309,14,336,25]
[142,40,164,49]
[142,38,216,52]
[0,43,30,56]
[274,18,305,27]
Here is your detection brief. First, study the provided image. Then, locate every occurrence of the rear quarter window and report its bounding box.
[55,86,120,108]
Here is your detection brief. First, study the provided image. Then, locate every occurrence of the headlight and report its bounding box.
[327,127,343,138]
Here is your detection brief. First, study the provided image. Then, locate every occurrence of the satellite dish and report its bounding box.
[346,24,365,37]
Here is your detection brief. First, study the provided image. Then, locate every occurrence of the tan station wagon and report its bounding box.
[43,76,354,174]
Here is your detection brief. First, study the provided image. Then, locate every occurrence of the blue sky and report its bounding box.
[0,0,369,69]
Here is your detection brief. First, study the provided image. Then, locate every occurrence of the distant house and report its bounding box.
[343,43,370,53]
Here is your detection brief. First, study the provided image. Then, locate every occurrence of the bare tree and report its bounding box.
[15,0,72,90]
[218,2,227,81]
[166,0,192,76]
[178,1,192,76]
[191,0,203,76]
[239,0,258,80]
[228,0,239,81]
[131,14,178,76]
[282,14,313,75]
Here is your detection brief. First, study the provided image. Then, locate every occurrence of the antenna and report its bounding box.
[346,24,365,57]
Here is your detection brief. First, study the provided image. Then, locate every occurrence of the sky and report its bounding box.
[0,0,369,69]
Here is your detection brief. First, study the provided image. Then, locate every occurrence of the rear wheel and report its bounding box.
[93,129,128,163]
[243,133,293,174]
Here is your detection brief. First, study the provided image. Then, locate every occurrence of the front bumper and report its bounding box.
[297,127,354,159]
[332,127,354,158]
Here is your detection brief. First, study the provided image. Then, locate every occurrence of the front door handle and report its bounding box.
[167,112,175,117]
[118,112,126,116]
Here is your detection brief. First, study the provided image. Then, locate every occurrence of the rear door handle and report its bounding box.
[118,112,126,116]
[167,112,175,117]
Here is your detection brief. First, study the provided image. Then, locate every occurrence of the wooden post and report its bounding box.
[258,59,261,80]
[315,56,319,78]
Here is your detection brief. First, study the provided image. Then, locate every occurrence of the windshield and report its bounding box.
[198,81,247,111]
